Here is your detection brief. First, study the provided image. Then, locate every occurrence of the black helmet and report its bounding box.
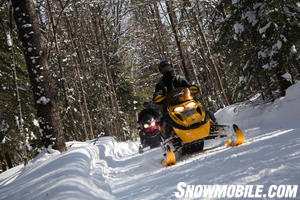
[143,101,151,108]
[158,59,173,74]
[140,113,155,124]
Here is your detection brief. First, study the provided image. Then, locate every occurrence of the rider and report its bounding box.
[153,59,217,140]
[137,102,159,124]
[137,102,160,149]
[153,59,190,139]
[153,60,190,98]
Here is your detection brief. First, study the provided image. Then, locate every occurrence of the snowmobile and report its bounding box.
[154,86,245,166]
[138,113,162,154]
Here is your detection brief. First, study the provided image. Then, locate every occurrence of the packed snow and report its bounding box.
[0,120,9,133]
[234,23,244,34]
[291,45,297,54]
[6,32,12,47]
[0,82,300,200]
[282,72,293,83]
[36,96,50,105]
[22,24,32,28]
[233,23,244,40]
[259,22,271,34]
[272,40,282,50]
[242,11,258,26]
[258,48,269,58]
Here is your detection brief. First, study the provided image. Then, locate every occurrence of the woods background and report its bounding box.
[0,0,299,172]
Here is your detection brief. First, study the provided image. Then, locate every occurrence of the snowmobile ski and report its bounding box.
[161,149,176,167]
[226,124,245,146]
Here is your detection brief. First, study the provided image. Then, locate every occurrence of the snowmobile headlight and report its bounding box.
[151,121,156,127]
[186,102,196,110]
[144,124,150,129]
[174,106,184,113]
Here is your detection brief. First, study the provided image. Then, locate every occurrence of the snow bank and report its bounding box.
[285,81,300,100]
[0,137,138,200]
[215,81,300,129]
[89,137,138,159]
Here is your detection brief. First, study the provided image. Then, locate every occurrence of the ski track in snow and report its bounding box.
[0,82,300,200]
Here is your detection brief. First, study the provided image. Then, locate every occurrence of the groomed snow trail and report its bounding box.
[0,82,300,200]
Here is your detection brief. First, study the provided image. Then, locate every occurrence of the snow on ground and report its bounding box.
[0,82,300,200]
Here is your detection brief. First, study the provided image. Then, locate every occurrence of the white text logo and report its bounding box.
[174,182,298,199]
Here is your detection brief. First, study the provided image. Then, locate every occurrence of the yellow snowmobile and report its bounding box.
[154,86,245,167]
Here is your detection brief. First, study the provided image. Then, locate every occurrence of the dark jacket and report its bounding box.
[153,71,190,99]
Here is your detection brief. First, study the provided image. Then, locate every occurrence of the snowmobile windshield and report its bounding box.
[165,87,193,106]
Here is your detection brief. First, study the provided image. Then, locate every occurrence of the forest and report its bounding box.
[0,0,299,172]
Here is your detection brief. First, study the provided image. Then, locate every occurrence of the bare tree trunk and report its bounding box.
[4,152,13,169]
[76,66,95,140]
[153,2,166,55]
[97,6,124,140]
[165,0,191,81]
[59,0,95,140]
[210,24,232,104]
[90,11,115,137]
[11,0,66,152]
[0,153,8,171]
[8,3,28,164]
[72,68,89,141]
[46,0,78,140]
[179,6,215,107]
[186,0,230,106]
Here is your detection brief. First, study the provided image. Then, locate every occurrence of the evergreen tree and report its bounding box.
[214,0,299,101]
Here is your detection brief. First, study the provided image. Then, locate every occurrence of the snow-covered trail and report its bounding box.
[0,82,300,200]
[1,126,298,200]
[104,127,300,200]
